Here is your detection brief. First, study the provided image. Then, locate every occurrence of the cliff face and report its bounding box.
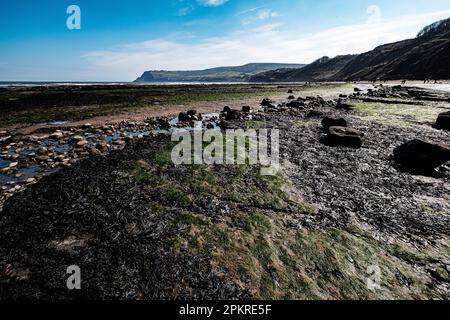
[250,55,356,82]
[335,25,450,80]
[251,17,450,82]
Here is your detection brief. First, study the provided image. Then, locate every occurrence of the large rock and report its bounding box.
[436,111,450,130]
[178,112,190,122]
[261,98,274,107]
[287,100,304,108]
[242,106,251,113]
[306,110,324,118]
[325,127,363,149]
[321,117,348,131]
[225,110,241,120]
[187,110,197,117]
[393,140,450,172]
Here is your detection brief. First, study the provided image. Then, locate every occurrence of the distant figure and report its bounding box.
[401,80,406,85]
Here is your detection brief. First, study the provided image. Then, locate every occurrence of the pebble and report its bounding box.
[89,148,102,156]
[113,140,126,146]
[28,135,40,142]
[9,162,18,169]
[50,131,64,139]
[76,140,88,147]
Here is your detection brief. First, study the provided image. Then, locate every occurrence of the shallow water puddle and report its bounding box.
[169,112,220,132]
[0,157,10,169]
[48,121,68,125]
[1,112,222,194]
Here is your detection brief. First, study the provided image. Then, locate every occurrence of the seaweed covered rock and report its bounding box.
[324,126,363,149]
[436,111,450,130]
[321,117,348,131]
[393,139,450,172]
[261,98,275,108]
[178,112,190,122]
[287,100,305,108]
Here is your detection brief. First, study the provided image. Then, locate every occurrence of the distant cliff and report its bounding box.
[134,63,305,83]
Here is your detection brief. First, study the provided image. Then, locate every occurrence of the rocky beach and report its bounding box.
[0,82,449,299]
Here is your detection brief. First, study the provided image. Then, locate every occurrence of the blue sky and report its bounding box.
[1,0,450,81]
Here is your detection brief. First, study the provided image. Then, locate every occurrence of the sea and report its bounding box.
[0,81,253,88]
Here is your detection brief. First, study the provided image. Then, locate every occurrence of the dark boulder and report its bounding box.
[261,98,274,107]
[287,100,305,108]
[288,95,295,100]
[306,110,324,118]
[287,90,294,93]
[178,112,190,122]
[242,106,251,113]
[325,127,363,149]
[187,110,197,117]
[223,106,231,113]
[225,110,241,120]
[321,117,348,131]
[436,111,450,130]
[393,140,450,172]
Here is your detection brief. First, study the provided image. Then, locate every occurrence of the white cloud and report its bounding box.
[83,9,450,81]
[257,9,279,20]
[198,0,228,7]
[178,6,194,16]
[236,6,266,16]
[241,8,279,25]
